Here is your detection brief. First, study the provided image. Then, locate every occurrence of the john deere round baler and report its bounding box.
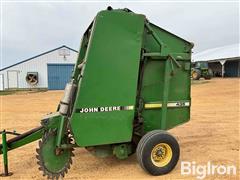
[0,7,193,179]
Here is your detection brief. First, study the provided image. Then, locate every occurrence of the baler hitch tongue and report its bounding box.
[0,126,44,176]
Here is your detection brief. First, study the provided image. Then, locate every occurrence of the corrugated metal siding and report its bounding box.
[47,64,74,90]
[0,74,3,90]
[225,60,240,77]
[0,47,78,90]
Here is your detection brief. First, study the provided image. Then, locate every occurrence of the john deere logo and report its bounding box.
[77,105,134,113]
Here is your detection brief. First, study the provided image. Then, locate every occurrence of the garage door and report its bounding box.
[47,64,75,90]
[225,60,240,77]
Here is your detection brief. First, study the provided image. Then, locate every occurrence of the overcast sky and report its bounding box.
[1,1,239,68]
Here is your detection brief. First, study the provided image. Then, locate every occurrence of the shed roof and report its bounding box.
[0,45,78,72]
[193,43,239,62]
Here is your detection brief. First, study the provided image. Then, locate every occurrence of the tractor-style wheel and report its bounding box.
[192,69,201,80]
[204,69,213,80]
[136,130,179,176]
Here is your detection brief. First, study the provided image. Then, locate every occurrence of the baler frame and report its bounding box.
[0,115,77,176]
[0,127,43,176]
[0,7,193,179]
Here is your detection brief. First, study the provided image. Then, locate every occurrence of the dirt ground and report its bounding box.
[0,78,239,179]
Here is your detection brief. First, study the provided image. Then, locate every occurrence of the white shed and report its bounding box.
[193,44,240,77]
[0,45,78,90]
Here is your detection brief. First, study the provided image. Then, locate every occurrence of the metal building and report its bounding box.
[193,44,240,77]
[0,45,78,90]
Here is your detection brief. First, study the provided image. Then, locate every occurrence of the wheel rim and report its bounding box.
[192,72,198,79]
[151,143,173,167]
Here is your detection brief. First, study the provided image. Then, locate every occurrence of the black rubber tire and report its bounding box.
[136,130,180,176]
[192,69,201,80]
[204,69,213,80]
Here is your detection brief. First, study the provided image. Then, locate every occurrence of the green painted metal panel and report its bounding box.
[141,23,192,131]
[145,23,192,55]
[70,10,145,146]
[0,127,44,154]
[69,8,193,147]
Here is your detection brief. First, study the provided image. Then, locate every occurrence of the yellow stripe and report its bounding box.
[144,103,162,109]
[126,106,134,110]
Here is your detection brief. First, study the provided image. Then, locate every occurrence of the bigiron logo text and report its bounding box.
[181,161,237,179]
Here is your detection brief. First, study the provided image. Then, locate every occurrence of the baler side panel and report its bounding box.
[141,24,192,131]
[71,11,145,146]
[148,23,192,54]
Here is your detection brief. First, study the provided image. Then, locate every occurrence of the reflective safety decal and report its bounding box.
[144,103,162,109]
[76,105,134,113]
[167,101,190,107]
[144,101,190,109]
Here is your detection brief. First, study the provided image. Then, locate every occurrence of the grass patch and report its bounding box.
[0,91,16,96]
[0,88,48,96]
